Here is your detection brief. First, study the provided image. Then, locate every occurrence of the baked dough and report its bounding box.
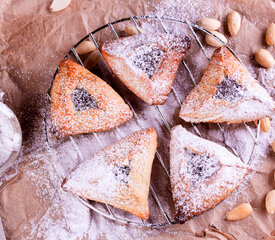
[101,33,191,105]
[170,125,249,223]
[62,128,157,219]
[180,46,275,123]
[51,59,133,136]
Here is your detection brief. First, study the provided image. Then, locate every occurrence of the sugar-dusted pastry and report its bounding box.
[62,128,157,219]
[170,125,249,223]
[51,59,133,136]
[180,46,275,123]
[101,33,191,105]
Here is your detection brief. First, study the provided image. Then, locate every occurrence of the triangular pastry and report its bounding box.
[170,125,249,223]
[180,46,275,123]
[62,128,157,219]
[51,59,133,136]
[101,33,191,105]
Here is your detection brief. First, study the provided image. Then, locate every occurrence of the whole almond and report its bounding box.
[198,18,221,31]
[260,117,271,132]
[50,0,71,12]
[84,50,100,70]
[266,23,275,45]
[125,25,145,36]
[205,31,228,47]
[75,41,96,55]
[255,49,275,68]
[271,141,275,152]
[225,203,253,221]
[227,11,241,36]
[266,190,275,214]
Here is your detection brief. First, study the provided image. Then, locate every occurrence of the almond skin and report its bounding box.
[266,23,275,45]
[260,117,271,133]
[125,25,145,36]
[228,11,241,36]
[255,49,275,68]
[198,18,221,31]
[266,190,275,214]
[50,0,71,12]
[205,31,228,47]
[75,41,96,55]
[226,203,253,221]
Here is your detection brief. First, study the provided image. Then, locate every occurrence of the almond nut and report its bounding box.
[75,41,96,55]
[255,49,275,68]
[266,23,275,45]
[50,0,71,12]
[125,25,145,36]
[84,50,100,70]
[260,117,271,132]
[225,203,253,221]
[271,141,275,152]
[227,11,241,36]
[205,31,228,47]
[198,18,221,31]
[266,190,275,214]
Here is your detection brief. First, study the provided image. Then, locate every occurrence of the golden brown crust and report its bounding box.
[180,46,275,123]
[62,128,157,219]
[101,34,191,105]
[50,59,133,136]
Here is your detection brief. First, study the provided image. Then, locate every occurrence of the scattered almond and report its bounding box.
[266,190,275,214]
[260,117,271,133]
[50,0,71,12]
[125,25,145,36]
[198,18,221,31]
[225,203,253,221]
[227,11,241,36]
[205,31,228,47]
[266,23,275,45]
[84,50,100,70]
[255,49,275,68]
[271,141,275,152]
[253,120,259,127]
[75,41,96,55]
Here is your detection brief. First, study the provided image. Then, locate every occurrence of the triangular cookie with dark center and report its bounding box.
[170,125,249,223]
[101,33,191,105]
[62,128,157,219]
[50,59,133,136]
[180,46,275,123]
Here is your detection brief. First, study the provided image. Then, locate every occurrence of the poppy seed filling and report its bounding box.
[113,165,131,185]
[131,46,164,78]
[186,150,220,187]
[214,75,245,101]
[71,87,99,111]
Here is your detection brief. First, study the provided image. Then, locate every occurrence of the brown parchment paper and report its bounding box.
[0,0,274,239]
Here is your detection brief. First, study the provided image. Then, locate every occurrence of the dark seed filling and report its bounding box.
[185,150,220,187]
[71,87,99,111]
[132,47,164,78]
[113,165,131,185]
[213,75,245,102]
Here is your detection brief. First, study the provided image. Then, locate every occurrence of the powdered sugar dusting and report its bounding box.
[63,128,156,218]
[170,125,248,223]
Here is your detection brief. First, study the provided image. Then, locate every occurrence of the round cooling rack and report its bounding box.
[43,15,261,227]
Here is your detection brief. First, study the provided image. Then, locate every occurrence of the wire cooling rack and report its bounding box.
[43,15,261,227]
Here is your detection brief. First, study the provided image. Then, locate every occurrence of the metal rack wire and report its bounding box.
[43,15,261,227]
